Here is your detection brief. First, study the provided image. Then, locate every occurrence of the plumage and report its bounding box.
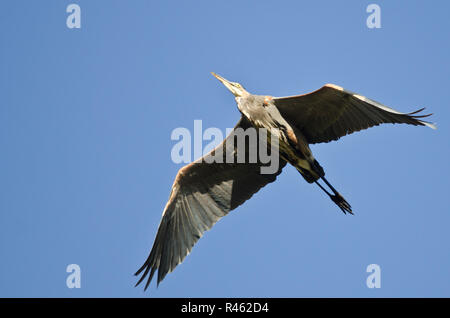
[135,74,435,290]
[135,117,286,289]
[274,84,435,144]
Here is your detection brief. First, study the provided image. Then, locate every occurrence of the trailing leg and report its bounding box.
[314,179,353,215]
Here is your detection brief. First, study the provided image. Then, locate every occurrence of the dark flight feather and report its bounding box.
[135,117,286,289]
[274,84,436,144]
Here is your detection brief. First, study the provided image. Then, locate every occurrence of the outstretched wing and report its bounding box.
[135,116,286,289]
[274,84,436,144]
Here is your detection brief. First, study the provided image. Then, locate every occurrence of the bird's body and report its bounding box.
[135,73,435,290]
[237,94,321,183]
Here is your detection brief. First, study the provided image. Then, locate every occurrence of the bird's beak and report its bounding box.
[211,72,240,97]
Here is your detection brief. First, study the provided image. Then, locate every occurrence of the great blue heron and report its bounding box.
[135,73,435,290]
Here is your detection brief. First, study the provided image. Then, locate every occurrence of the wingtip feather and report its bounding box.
[424,121,437,130]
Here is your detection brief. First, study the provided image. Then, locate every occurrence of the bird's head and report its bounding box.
[211,72,249,98]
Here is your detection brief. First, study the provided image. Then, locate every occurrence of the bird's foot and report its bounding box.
[330,193,353,215]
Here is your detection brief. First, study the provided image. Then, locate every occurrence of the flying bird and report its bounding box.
[135,73,435,290]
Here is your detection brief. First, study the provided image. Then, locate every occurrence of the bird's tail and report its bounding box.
[312,159,325,178]
[297,159,325,183]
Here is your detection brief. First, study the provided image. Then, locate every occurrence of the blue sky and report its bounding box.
[0,0,449,297]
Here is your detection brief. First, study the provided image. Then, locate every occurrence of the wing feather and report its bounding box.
[135,116,286,289]
[274,84,436,144]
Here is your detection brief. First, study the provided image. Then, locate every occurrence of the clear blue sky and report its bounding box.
[1,0,449,297]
